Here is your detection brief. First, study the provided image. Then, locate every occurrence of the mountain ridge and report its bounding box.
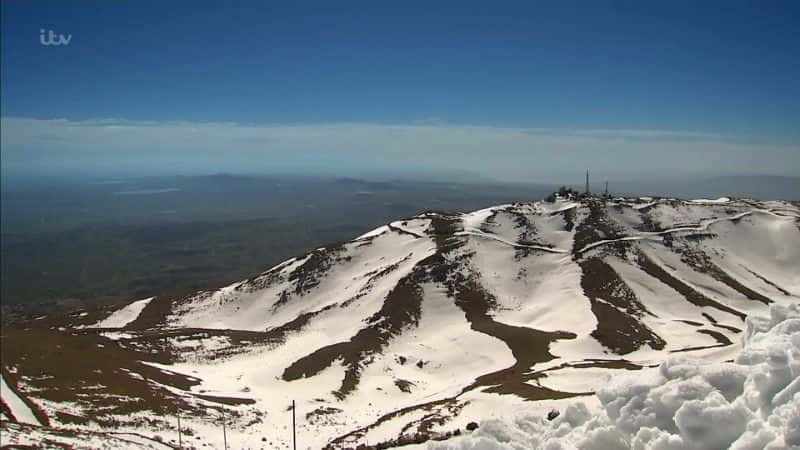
[1,194,798,449]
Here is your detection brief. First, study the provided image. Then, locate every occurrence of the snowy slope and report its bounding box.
[90,297,153,328]
[0,373,41,426]
[425,302,800,450]
[1,195,798,449]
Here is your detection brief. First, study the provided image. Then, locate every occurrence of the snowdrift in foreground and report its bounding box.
[429,303,800,450]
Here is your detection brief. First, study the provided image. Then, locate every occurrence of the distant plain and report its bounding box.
[0,174,552,317]
[2,172,796,321]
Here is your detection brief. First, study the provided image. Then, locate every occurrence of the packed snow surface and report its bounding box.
[0,373,40,426]
[91,297,153,328]
[428,303,800,450]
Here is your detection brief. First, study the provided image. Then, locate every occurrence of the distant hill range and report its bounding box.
[604,175,799,201]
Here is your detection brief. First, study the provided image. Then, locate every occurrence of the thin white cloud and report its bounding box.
[1,117,796,182]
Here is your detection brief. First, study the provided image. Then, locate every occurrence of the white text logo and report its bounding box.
[40,29,72,46]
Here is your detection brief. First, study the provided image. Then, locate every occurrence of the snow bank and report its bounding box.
[91,297,153,328]
[429,303,800,450]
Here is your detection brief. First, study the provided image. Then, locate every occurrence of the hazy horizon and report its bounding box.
[2,1,798,184]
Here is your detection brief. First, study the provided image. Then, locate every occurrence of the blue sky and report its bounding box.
[1,1,798,181]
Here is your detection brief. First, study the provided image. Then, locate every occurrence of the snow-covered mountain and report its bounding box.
[1,195,798,449]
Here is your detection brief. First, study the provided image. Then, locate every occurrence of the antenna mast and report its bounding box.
[585,170,590,194]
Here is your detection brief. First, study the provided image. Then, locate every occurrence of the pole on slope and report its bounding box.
[292,400,297,450]
[222,407,228,450]
[177,404,182,450]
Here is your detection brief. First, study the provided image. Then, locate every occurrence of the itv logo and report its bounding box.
[39,29,72,46]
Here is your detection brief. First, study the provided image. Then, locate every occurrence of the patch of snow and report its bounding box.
[356,225,390,240]
[99,331,136,341]
[0,373,41,425]
[90,298,153,328]
[634,200,659,210]
[691,197,731,204]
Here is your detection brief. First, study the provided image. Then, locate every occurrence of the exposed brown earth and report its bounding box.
[449,275,578,400]
[192,393,256,405]
[273,244,350,310]
[0,326,200,426]
[741,267,792,296]
[674,319,703,327]
[697,329,733,346]
[434,215,579,401]
[637,213,663,233]
[573,200,627,257]
[711,323,742,333]
[294,209,585,444]
[559,207,576,232]
[386,223,426,239]
[506,210,541,245]
[262,304,337,342]
[306,406,344,426]
[530,359,644,377]
[0,312,276,434]
[338,253,414,309]
[676,246,771,304]
[502,209,556,259]
[425,212,463,247]
[478,210,499,234]
[281,258,428,400]
[0,422,172,449]
[1,366,50,427]
[579,257,665,354]
[125,295,174,330]
[636,252,747,321]
[670,343,730,354]
[325,397,462,449]
[394,379,415,394]
[236,259,291,293]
